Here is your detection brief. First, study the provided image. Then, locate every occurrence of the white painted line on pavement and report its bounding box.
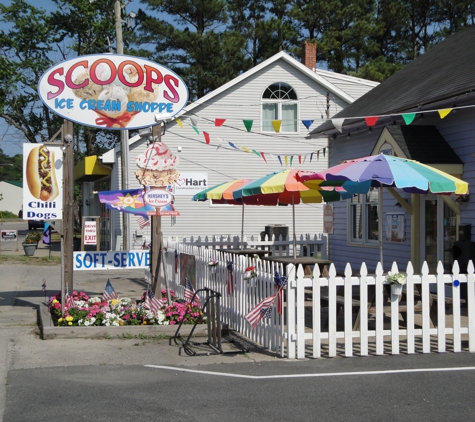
[145,365,475,380]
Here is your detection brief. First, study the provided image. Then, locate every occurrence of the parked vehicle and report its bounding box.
[28,219,44,230]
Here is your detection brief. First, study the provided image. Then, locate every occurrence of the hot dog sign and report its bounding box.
[38,54,189,129]
[23,144,63,220]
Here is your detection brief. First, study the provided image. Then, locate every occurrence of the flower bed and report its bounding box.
[48,289,205,327]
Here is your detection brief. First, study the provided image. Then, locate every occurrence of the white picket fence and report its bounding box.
[158,238,474,359]
[285,260,475,359]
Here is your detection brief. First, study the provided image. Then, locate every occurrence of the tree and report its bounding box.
[0,0,124,157]
[227,0,271,67]
[0,149,22,181]
[0,0,60,144]
[134,0,248,99]
[49,0,125,155]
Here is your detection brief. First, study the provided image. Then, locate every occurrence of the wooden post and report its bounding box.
[62,120,74,293]
[150,124,162,295]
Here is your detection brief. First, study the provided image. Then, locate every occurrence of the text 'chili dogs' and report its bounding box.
[26,145,59,201]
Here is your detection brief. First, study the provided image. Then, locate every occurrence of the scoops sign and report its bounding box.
[38,54,188,130]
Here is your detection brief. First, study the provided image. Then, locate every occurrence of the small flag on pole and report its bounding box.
[245,294,277,328]
[144,285,164,316]
[274,271,288,315]
[103,279,118,301]
[41,279,46,292]
[137,216,150,229]
[65,286,75,310]
[184,278,201,306]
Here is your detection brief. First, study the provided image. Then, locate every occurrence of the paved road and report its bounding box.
[4,354,475,421]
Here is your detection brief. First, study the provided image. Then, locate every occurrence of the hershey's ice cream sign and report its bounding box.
[174,173,208,196]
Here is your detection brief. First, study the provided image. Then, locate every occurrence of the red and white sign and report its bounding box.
[323,204,334,234]
[144,189,174,207]
[84,221,97,245]
[38,54,188,130]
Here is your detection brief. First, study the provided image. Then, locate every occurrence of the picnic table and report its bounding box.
[261,255,331,277]
[217,248,269,259]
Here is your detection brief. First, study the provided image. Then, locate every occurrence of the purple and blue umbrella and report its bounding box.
[298,154,469,268]
[299,153,468,195]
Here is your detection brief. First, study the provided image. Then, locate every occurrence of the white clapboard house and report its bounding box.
[77,43,379,250]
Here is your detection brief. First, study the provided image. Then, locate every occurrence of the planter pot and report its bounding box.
[23,243,37,256]
[391,283,403,298]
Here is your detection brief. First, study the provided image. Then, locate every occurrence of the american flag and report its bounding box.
[184,278,201,306]
[137,216,150,229]
[144,285,164,315]
[245,294,277,328]
[65,286,75,309]
[103,279,118,301]
[41,279,46,292]
[274,272,288,315]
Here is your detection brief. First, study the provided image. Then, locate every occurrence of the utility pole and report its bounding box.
[115,0,130,250]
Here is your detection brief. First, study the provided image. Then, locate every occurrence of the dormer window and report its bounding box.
[261,82,298,133]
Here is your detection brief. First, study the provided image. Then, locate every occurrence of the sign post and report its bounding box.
[323,204,334,234]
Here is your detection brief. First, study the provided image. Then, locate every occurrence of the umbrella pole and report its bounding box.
[379,185,383,270]
[292,193,296,258]
[241,204,245,250]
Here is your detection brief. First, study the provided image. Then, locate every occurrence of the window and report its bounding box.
[262,82,298,133]
[349,189,379,244]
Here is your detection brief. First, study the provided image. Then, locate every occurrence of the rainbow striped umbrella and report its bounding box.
[297,153,469,267]
[193,178,254,248]
[192,179,253,204]
[299,153,468,195]
[232,169,344,257]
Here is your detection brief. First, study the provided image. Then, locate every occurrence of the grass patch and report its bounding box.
[0,254,61,265]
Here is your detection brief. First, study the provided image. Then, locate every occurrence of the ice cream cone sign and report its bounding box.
[136,143,180,217]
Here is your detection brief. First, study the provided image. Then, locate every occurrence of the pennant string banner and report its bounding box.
[166,123,326,164]
[163,100,468,164]
[171,102,472,141]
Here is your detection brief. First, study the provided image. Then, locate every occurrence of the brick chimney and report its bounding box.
[302,40,317,71]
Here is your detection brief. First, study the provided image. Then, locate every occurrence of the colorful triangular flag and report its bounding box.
[243,120,253,132]
[271,120,282,133]
[402,113,416,125]
[438,109,452,119]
